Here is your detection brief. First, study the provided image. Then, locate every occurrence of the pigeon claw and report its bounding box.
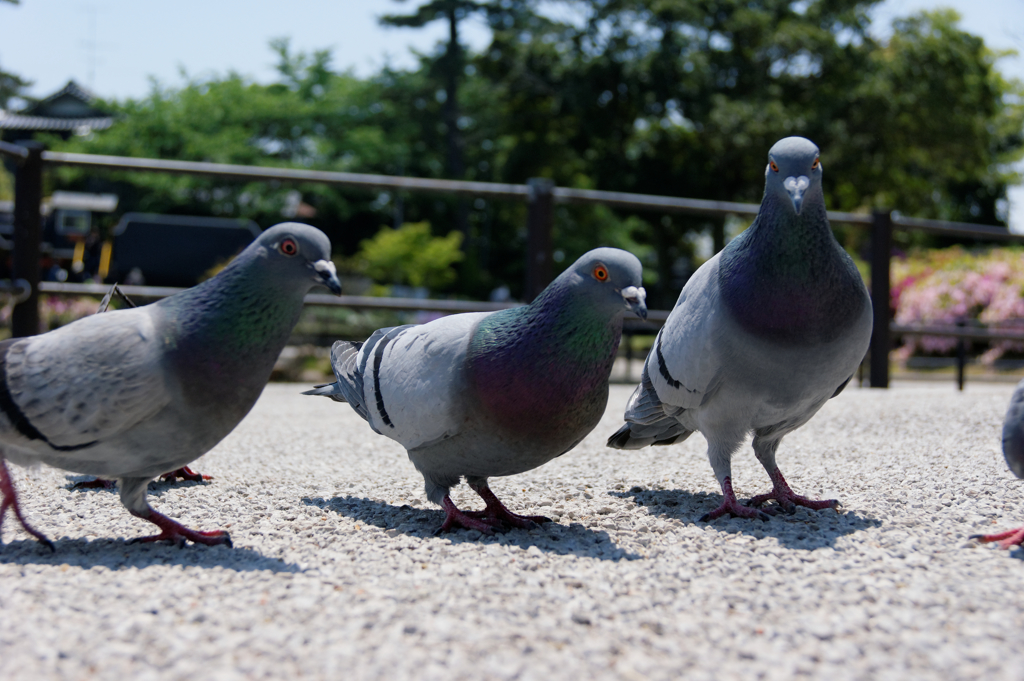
[159,466,212,483]
[747,468,840,515]
[700,476,771,523]
[436,497,501,535]
[468,484,551,530]
[970,525,1024,550]
[464,508,551,530]
[129,509,232,547]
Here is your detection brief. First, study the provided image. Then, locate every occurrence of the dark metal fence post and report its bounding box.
[869,209,893,388]
[12,141,44,338]
[525,177,554,302]
[956,319,967,391]
[712,217,726,254]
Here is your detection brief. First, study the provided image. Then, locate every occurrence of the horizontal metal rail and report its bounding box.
[0,140,29,160]
[37,281,672,322]
[40,151,1024,239]
[40,151,533,200]
[41,284,1024,340]
[891,324,1024,343]
[893,215,1024,241]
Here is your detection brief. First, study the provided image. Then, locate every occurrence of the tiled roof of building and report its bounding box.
[0,111,113,132]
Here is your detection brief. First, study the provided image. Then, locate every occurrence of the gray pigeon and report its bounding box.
[72,286,211,489]
[0,222,342,548]
[970,379,1024,549]
[607,137,872,521]
[306,248,646,533]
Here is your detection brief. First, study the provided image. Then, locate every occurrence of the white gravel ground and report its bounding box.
[1,381,1023,680]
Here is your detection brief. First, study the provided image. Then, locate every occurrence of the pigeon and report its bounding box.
[970,379,1024,549]
[607,136,872,522]
[72,286,211,490]
[0,222,342,549]
[306,248,646,533]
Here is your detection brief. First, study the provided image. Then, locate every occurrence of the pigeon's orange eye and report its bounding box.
[770,161,779,172]
[593,265,609,282]
[279,239,298,256]
[811,157,819,170]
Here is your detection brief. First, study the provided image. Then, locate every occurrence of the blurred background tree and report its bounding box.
[351,221,465,293]
[36,0,1024,306]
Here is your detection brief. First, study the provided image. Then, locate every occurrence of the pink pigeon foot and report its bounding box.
[700,476,771,522]
[75,466,211,490]
[747,467,839,515]
[463,484,550,530]
[970,525,1024,550]
[128,509,232,547]
[159,467,212,483]
[435,496,503,535]
[0,459,54,550]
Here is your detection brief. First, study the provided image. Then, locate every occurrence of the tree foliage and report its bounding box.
[353,221,464,290]
[40,1,1024,304]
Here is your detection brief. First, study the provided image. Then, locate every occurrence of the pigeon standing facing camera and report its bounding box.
[0,222,342,549]
[306,248,646,534]
[970,379,1024,549]
[607,137,872,522]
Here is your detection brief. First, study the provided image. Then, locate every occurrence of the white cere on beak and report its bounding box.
[783,176,810,194]
[620,286,645,305]
[313,260,338,277]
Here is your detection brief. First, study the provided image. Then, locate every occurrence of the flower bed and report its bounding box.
[892,246,1024,363]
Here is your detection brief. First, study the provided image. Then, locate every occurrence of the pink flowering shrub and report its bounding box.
[892,246,1024,363]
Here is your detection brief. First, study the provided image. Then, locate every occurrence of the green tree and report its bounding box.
[40,3,1024,306]
[353,221,464,291]
[473,1,1024,303]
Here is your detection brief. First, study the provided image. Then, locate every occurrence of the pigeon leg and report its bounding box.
[75,466,210,490]
[970,526,1024,550]
[119,477,231,547]
[436,496,501,535]
[127,509,233,547]
[700,476,771,522]
[0,459,54,550]
[159,466,212,483]
[748,435,838,514]
[747,467,839,514]
[465,481,550,530]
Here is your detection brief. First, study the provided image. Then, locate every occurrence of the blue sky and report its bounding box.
[2,0,1023,229]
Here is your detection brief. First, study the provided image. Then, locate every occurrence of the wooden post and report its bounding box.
[869,209,892,388]
[12,141,44,338]
[525,178,554,302]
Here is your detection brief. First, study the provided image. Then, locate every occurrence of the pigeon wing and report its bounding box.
[1,308,171,450]
[645,253,726,410]
[365,312,492,450]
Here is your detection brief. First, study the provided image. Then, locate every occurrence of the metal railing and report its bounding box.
[3,141,1022,389]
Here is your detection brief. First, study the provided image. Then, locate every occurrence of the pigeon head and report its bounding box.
[562,247,647,320]
[251,222,342,295]
[764,136,822,216]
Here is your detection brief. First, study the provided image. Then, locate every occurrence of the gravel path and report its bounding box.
[1,382,1022,680]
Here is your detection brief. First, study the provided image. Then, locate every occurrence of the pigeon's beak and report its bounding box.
[621,286,647,320]
[312,259,342,295]
[783,175,810,215]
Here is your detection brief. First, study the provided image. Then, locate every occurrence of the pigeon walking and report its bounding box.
[607,137,872,521]
[0,223,342,548]
[72,286,211,489]
[306,248,646,534]
[970,379,1024,549]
